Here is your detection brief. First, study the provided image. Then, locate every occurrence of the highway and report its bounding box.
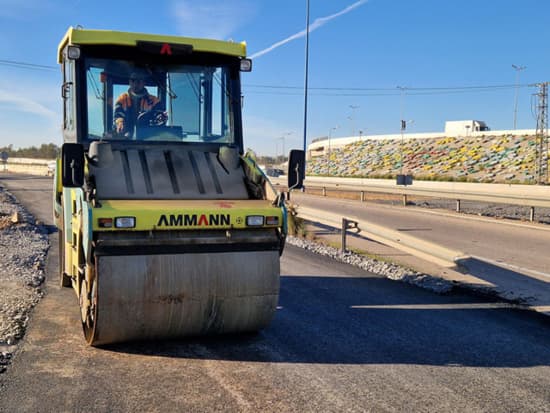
[1,174,549,412]
[289,191,550,278]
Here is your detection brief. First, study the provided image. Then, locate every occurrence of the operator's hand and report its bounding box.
[115,119,125,134]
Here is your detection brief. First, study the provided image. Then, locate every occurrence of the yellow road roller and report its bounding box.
[53,27,305,346]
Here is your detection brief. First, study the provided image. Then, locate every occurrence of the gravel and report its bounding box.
[0,186,49,372]
[286,235,454,294]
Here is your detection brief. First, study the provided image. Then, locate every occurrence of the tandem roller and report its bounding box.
[54,27,305,346]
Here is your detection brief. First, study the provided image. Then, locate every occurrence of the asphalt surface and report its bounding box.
[1,174,550,413]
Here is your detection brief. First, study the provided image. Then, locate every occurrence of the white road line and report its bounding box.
[351,303,516,310]
[470,255,550,282]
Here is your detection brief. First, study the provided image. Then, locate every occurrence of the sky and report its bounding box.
[0,0,549,156]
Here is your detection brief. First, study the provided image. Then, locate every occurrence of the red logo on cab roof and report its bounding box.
[160,43,172,55]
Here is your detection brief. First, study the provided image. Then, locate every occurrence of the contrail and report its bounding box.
[249,0,368,59]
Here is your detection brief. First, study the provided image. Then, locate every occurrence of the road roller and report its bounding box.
[53,27,305,346]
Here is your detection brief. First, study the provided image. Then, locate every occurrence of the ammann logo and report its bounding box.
[157,213,231,227]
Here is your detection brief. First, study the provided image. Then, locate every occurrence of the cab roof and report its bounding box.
[58,27,247,63]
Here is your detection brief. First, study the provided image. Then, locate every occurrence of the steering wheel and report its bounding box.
[137,110,168,127]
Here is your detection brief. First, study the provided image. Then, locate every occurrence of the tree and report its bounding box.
[0,143,60,159]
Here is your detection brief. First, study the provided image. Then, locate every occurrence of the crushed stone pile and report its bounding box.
[0,186,49,373]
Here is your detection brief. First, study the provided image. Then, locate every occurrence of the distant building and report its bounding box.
[444,120,490,136]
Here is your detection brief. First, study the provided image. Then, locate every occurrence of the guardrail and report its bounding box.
[274,176,550,222]
[298,206,467,268]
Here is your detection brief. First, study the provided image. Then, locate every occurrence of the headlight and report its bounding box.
[246,215,264,226]
[115,217,136,228]
[240,58,252,72]
[67,46,81,59]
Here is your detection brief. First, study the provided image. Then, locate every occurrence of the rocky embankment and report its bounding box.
[0,186,48,373]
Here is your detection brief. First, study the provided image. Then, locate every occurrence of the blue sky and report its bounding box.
[0,0,548,156]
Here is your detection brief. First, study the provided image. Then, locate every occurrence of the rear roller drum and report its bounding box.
[79,265,98,345]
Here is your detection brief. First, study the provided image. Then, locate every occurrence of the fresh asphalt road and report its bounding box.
[0,174,549,412]
[290,191,550,277]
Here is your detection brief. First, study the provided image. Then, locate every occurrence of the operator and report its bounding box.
[114,71,165,137]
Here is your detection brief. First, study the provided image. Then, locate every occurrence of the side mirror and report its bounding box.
[287,149,305,190]
[62,143,84,187]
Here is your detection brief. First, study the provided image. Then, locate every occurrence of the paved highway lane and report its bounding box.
[290,192,550,277]
[1,174,550,412]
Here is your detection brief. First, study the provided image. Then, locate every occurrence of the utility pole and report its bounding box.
[535,82,548,184]
[302,0,310,152]
[512,64,526,129]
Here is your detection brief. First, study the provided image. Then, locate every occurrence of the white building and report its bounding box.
[444,120,490,136]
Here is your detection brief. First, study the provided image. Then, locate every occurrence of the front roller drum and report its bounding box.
[81,250,280,346]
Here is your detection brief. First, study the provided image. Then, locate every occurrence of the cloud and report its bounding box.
[0,75,61,147]
[0,89,57,119]
[172,0,256,40]
[250,0,368,59]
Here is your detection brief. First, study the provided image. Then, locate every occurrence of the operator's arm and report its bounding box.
[114,94,129,133]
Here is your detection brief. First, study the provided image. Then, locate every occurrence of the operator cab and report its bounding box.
[60,37,248,151]
[85,59,236,144]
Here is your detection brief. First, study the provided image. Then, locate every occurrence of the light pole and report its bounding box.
[349,105,359,136]
[278,132,292,163]
[399,119,414,176]
[326,126,338,175]
[302,0,310,152]
[512,64,526,129]
[397,86,407,114]
[397,86,408,176]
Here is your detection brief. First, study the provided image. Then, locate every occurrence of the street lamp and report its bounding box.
[302,0,310,152]
[348,105,359,136]
[278,132,293,163]
[512,64,526,130]
[399,119,414,176]
[396,86,409,176]
[326,125,339,175]
[397,86,407,118]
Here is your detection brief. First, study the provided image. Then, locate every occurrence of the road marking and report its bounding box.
[351,303,516,310]
[470,255,550,282]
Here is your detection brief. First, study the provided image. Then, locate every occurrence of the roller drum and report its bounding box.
[89,250,280,346]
